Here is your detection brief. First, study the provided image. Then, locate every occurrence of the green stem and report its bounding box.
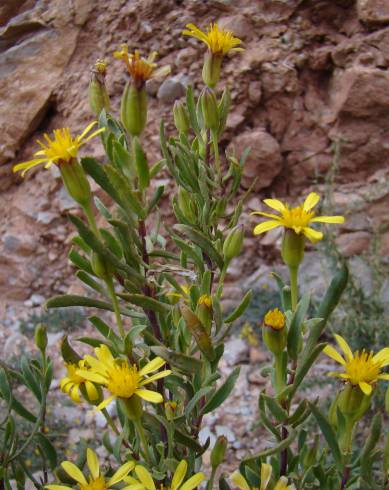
[206,467,217,490]
[134,418,152,464]
[105,275,126,339]
[289,266,299,311]
[83,199,99,237]
[274,353,286,395]
[102,408,121,436]
[211,129,221,184]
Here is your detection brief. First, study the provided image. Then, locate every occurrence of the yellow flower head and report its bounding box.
[60,360,99,404]
[124,460,205,490]
[231,463,295,490]
[182,23,243,56]
[93,59,107,75]
[198,294,212,308]
[264,308,285,331]
[324,334,389,395]
[251,192,345,243]
[113,46,170,87]
[77,345,171,410]
[45,448,134,490]
[13,122,104,177]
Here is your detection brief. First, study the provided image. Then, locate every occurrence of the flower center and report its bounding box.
[264,308,285,330]
[106,361,140,398]
[80,476,107,490]
[345,351,381,385]
[281,206,315,231]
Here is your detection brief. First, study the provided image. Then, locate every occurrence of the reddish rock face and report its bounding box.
[357,0,389,25]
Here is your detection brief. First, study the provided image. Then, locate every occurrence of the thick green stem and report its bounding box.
[289,266,299,311]
[134,418,152,464]
[211,129,221,184]
[105,276,126,339]
[274,353,286,395]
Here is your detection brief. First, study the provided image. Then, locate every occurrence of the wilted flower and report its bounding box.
[231,463,295,490]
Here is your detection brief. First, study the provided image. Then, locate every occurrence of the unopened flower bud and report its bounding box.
[197,294,212,334]
[91,252,112,281]
[200,87,219,131]
[59,158,91,207]
[211,435,228,468]
[88,59,110,116]
[34,324,47,353]
[202,51,223,88]
[223,225,244,262]
[177,187,196,223]
[337,383,371,421]
[165,401,178,421]
[281,229,305,269]
[262,308,287,355]
[173,100,190,134]
[121,82,147,136]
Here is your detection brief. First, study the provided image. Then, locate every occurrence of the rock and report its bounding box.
[230,129,282,191]
[330,67,389,118]
[248,81,262,105]
[218,14,253,40]
[223,337,249,366]
[357,0,389,25]
[157,76,187,103]
[335,231,370,257]
[249,347,269,364]
[0,0,93,165]
[248,371,267,385]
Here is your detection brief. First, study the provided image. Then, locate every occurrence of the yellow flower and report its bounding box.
[124,460,205,490]
[77,345,171,410]
[251,192,345,243]
[264,308,285,331]
[45,448,134,490]
[94,59,107,74]
[231,463,295,490]
[198,294,212,308]
[113,46,170,87]
[60,360,99,404]
[182,23,243,56]
[324,334,389,395]
[13,122,104,177]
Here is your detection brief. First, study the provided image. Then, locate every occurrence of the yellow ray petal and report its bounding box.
[180,473,205,490]
[378,374,389,380]
[134,465,156,490]
[87,448,100,480]
[334,334,353,362]
[45,486,72,490]
[302,227,323,243]
[68,386,81,403]
[303,192,320,212]
[96,395,115,411]
[231,472,250,490]
[250,211,281,220]
[311,216,345,224]
[78,121,98,141]
[85,381,99,401]
[171,460,187,490]
[253,220,281,236]
[139,370,172,386]
[358,381,372,395]
[139,357,166,376]
[323,345,346,366]
[76,370,106,384]
[260,463,272,490]
[108,461,136,486]
[373,347,389,366]
[61,462,87,485]
[263,198,286,213]
[135,389,163,403]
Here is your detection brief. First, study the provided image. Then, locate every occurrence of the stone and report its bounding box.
[329,67,389,118]
[230,129,282,191]
[218,14,253,40]
[248,81,262,105]
[357,0,389,25]
[335,231,370,257]
[223,337,249,366]
[0,0,93,165]
[157,76,187,104]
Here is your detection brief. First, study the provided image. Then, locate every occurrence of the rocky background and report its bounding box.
[1,0,389,479]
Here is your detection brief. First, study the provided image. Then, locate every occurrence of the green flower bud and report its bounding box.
[281,229,305,269]
[223,225,244,262]
[173,100,190,134]
[196,294,212,334]
[211,435,228,468]
[60,158,91,207]
[180,304,215,361]
[121,395,143,420]
[121,82,147,136]
[34,323,48,353]
[200,87,219,131]
[338,384,371,421]
[202,52,223,88]
[88,60,110,116]
[262,308,287,355]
